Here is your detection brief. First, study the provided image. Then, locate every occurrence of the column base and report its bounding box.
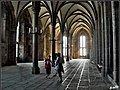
[16,57,20,63]
[32,67,40,74]
[66,57,69,61]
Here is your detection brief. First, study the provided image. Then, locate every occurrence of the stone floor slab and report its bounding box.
[1,60,113,90]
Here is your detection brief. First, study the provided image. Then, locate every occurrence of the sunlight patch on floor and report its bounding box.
[72,59,89,61]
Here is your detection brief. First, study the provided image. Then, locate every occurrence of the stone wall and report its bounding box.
[1,2,16,66]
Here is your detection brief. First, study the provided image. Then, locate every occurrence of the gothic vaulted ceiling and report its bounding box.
[10,1,98,38]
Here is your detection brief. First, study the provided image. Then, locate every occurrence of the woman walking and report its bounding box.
[45,55,52,78]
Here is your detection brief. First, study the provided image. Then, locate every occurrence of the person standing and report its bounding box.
[56,53,64,82]
[45,55,52,78]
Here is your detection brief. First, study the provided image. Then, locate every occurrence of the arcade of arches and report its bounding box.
[0,1,120,88]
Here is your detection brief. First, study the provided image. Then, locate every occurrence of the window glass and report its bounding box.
[80,35,86,56]
[63,36,67,56]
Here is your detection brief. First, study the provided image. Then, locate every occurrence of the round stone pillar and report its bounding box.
[32,1,40,74]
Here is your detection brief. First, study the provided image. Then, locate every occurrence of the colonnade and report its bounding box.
[0,1,120,87]
[93,2,120,86]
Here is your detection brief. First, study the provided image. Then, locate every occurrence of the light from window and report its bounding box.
[16,22,20,57]
[80,35,86,56]
[63,36,67,56]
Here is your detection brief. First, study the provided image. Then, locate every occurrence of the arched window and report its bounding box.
[80,35,86,56]
[63,36,67,56]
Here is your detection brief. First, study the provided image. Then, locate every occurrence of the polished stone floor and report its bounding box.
[1,59,113,90]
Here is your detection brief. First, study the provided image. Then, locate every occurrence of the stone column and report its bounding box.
[2,11,6,42]
[97,2,100,65]
[108,17,112,73]
[66,30,69,61]
[1,9,7,65]
[103,2,108,77]
[51,13,56,66]
[94,29,97,64]
[92,30,96,63]
[32,1,40,74]
[70,35,72,60]
[21,22,25,61]
[101,3,104,65]
[114,1,120,86]
[111,1,117,82]
[101,2,105,76]
[98,3,102,65]
[118,1,120,87]
[61,32,64,62]
[0,3,1,89]
[44,33,46,58]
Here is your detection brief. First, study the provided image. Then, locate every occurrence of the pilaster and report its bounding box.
[101,2,105,77]
[103,2,108,77]
[118,1,120,87]
[61,32,64,62]
[66,30,69,61]
[111,1,116,82]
